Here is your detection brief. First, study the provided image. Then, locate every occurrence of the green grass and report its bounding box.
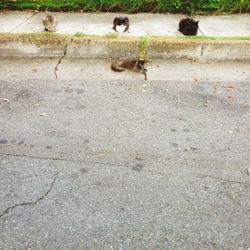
[1,32,250,41]
[138,36,149,60]
[0,32,249,41]
[177,35,250,40]
[0,0,249,14]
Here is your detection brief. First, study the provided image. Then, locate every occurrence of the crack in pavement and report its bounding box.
[10,12,37,32]
[0,151,129,168]
[0,152,172,178]
[1,152,249,185]
[200,45,204,57]
[0,171,60,219]
[54,43,69,79]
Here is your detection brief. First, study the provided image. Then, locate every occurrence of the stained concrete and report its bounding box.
[0,11,249,36]
[0,57,249,81]
[1,35,250,61]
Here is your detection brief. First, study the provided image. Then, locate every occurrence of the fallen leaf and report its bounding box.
[203,100,209,107]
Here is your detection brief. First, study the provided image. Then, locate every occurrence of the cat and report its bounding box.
[43,11,57,32]
[178,18,199,36]
[111,58,147,80]
[113,16,129,33]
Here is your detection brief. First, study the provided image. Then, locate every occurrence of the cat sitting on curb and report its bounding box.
[113,16,130,33]
[178,18,201,36]
[43,11,57,32]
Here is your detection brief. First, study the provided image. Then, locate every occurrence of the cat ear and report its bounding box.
[196,20,199,23]
[125,17,129,23]
[113,17,118,26]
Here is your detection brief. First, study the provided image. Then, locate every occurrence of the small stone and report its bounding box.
[40,113,46,116]
[34,103,39,107]
[227,130,233,134]
[3,98,9,102]
[203,100,209,107]
[247,168,250,176]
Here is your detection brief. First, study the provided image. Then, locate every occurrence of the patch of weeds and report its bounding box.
[138,35,149,60]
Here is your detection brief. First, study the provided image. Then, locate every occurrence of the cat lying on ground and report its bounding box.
[111,58,147,80]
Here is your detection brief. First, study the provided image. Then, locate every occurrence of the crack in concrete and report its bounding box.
[200,45,204,56]
[10,12,37,33]
[0,171,60,219]
[54,43,69,79]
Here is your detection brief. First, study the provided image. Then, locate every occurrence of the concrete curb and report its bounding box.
[0,34,249,61]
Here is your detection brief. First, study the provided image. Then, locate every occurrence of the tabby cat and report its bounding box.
[43,11,57,32]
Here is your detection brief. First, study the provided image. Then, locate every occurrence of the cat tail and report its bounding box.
[111,63,126,72]
[198,28,205,35]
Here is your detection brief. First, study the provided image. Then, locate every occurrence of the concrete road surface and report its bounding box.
[0,76,249,249]
[0,11,249,36]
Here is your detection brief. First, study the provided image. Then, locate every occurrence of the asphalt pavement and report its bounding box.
[0,77,249,249]
[0,10,250,249]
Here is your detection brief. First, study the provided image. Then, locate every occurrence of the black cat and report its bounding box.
[113,16,129,33]
[178,18,199,36]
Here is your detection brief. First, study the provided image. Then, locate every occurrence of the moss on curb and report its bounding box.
[0,32,249,55]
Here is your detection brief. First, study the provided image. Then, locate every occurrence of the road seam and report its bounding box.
[10,12,37,33]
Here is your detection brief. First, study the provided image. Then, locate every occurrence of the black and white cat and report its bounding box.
[113,16,129,33]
